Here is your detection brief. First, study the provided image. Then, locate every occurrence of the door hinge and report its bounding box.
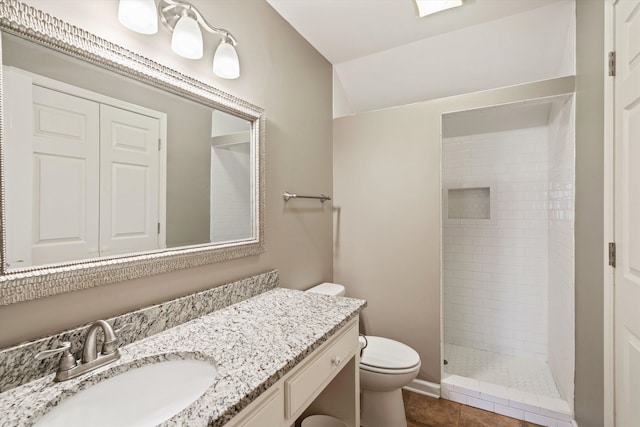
[609,51,616,76]
[158,139,161,151]
[157,222,161,234]
[609,242,616,268]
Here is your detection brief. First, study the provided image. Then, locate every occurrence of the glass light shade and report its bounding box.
[171,15,204,60]
[415,0,464,17]
[118,0,158,34]
[213,40,240,79]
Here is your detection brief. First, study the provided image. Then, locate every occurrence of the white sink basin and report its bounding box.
[35,359,217,427]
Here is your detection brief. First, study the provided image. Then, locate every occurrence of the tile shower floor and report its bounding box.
[441,344,573,427]
[443,344,559,397]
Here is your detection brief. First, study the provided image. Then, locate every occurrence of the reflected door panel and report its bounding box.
[4,71,164,266]
[31,86,100,265]
[100,105,160,256]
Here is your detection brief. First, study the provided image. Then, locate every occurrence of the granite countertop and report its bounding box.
[0,288,366,426]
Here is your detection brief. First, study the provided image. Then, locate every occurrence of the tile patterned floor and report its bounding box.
[403,390,542,427]
[443,343,560,397]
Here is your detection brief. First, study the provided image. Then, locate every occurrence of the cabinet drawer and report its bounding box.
[285,320,359,419]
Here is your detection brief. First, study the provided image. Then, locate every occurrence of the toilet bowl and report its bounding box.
[306,283,421,427]
[359,336,421,427]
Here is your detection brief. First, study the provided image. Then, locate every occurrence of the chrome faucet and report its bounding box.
[82,320,119,363]
[36,320,128,382]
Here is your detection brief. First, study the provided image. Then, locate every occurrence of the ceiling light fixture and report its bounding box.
[414,0,465,17]
[118,0,240,79]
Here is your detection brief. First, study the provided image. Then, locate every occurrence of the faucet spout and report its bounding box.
[36,319,123,382]
[82,320,119,363]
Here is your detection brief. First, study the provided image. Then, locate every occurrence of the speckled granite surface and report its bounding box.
[0,287,366,426]
[0,270,279,392]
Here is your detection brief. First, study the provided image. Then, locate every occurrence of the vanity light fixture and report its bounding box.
[118,0,240,79]
[414,0,465,17]
[213,34,240,79]
[118,0,158,34]
[170,12,203,59]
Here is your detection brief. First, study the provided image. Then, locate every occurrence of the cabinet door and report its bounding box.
[29,85,101,265]
[99,105,160,256]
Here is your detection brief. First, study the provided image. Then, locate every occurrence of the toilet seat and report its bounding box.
[360,336,421,375]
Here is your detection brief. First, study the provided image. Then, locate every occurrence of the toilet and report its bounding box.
[306,283,421,427]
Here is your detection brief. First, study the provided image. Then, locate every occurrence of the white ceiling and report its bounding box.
[266,0,575,117]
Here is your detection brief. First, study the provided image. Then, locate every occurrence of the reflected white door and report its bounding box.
[99,105,160,256]
[30,85,101,265]
[614,0,640,425]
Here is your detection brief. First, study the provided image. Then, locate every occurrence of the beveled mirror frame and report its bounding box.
[0,0,265,305]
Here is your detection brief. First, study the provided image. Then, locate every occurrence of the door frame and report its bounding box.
[604,1,616,426]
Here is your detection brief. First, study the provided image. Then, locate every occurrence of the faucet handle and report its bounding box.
[35,342,77,371]
[35,341,71,360]
[102,322,131,354]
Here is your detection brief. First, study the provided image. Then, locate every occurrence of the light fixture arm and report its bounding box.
[158,0,238,45]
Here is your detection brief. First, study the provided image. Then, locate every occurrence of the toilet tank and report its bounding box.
[305,282,345,297]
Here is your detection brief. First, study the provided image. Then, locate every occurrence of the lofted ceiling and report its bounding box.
[266,0,575,117]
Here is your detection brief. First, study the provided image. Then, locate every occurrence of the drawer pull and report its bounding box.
[331,356,342,366]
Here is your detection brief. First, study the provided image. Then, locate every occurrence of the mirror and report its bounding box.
[0,1,265,305]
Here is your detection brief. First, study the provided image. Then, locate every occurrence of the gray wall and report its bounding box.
[0,0,334,348]
[164,104,212,247]
[334,2,606,424]
[333,77,575,384]
[574,1,605,426]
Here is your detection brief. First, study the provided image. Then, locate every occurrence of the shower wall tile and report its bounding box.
[211,144,252,242]
[442,127,549,360]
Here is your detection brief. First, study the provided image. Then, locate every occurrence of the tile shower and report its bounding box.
[440,96,575,427]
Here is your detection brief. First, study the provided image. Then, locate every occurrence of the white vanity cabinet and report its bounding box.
[226,317,360,427]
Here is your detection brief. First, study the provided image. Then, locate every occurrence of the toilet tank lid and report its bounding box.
[305,282,345,296]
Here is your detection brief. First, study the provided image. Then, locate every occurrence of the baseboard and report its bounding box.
[403,379,441,399]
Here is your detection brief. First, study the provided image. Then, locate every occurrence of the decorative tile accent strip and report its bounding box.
[0,288,367,427]
[0,270,279,392]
